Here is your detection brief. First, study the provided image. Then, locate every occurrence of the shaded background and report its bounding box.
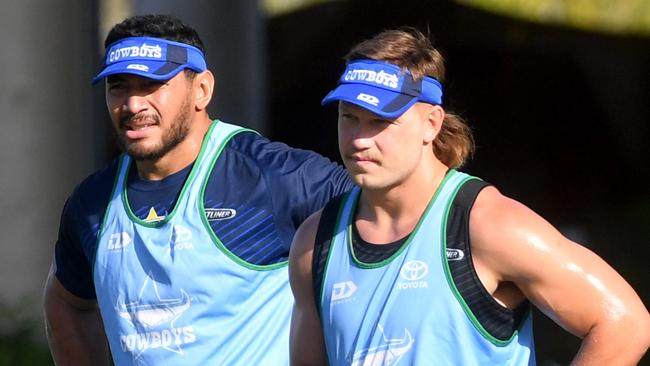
[0,0,647,364]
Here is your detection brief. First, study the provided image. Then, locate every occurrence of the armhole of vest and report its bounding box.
[197,128,291,271]
[312,193,346,317]
[446,178,531,343]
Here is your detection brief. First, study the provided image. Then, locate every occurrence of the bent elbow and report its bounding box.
[620,310,650,361]
[639,315,650,356]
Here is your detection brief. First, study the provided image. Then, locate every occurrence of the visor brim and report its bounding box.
[91,60,191,85]
[321,83,418,119]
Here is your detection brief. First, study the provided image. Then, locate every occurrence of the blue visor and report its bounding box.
[321,60,443,119]
[91,37,207,85]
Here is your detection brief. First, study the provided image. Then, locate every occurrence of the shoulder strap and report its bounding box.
[446,178,530,341]
[452,178,490,212]
[312,193,346,315]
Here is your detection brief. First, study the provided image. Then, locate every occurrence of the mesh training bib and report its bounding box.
[321,170,535,366]
[93,121,293,365]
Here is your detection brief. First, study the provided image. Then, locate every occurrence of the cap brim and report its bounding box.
[91,60,186,85]
[321,83,418,119]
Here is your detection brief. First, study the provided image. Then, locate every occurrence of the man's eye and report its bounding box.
[107,83,125,92]
[146,80,166,88]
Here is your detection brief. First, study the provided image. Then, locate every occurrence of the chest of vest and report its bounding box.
[321,170,535,366]
[93,121,293,365]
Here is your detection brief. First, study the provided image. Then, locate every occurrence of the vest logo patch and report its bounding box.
[144,207,165,223]
[331,281,357,303]
[205,208,236,221]
[397,260,429,290]
[169,225,194,252]
[117,272,196,359]
[349,325,414,366]
[446,248,465,261]
[108,232,132,251]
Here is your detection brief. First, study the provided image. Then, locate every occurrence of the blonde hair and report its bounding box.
[345,27,474,168]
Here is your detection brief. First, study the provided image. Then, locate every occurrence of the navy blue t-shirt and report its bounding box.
[54,130,353,299]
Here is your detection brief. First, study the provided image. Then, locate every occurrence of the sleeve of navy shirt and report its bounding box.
[218,132,353,259]
[54,131,353,299]
[54,160,118,299]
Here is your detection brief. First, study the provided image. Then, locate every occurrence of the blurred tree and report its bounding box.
[457,0,650,36]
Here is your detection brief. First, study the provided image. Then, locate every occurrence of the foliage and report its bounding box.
[457,0,650,36]
[0,300,53,366]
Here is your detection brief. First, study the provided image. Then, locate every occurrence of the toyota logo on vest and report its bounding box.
[400,260,428,281]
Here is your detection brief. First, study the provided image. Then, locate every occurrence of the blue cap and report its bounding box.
[321,60,443,119]
[92,36,207,85]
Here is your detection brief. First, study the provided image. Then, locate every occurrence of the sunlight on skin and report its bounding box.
[565,262,626,322]
[508,220,627,323]
[514,227,553,254]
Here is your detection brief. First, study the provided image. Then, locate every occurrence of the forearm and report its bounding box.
[290,305,328,366]
[571,322,650,366]
[45,303,111,365]
[44,273,111,366]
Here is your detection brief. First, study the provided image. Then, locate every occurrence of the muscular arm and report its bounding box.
[44,267,110,366]
[470,187,650,365]
[288,210,328,366]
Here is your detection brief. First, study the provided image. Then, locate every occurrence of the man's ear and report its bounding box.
[194,70,215,111]
[423,104,445,144]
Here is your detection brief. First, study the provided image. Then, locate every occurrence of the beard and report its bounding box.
[117,95,193,161]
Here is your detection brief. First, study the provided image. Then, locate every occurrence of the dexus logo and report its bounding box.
[331,281,358,303]
[397,260,429,290]
[126,64,149,72]
[357,93,380,106]
[108,232,132,251]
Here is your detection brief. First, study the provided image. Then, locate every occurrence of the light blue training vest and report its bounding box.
[93,121,293,365]
[321,170,535,366]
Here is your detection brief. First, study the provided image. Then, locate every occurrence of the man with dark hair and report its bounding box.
[44,14,352,365]
[289,27,650,365]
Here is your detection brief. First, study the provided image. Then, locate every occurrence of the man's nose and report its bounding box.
[123,94,148,114]
[349,122,376,149]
